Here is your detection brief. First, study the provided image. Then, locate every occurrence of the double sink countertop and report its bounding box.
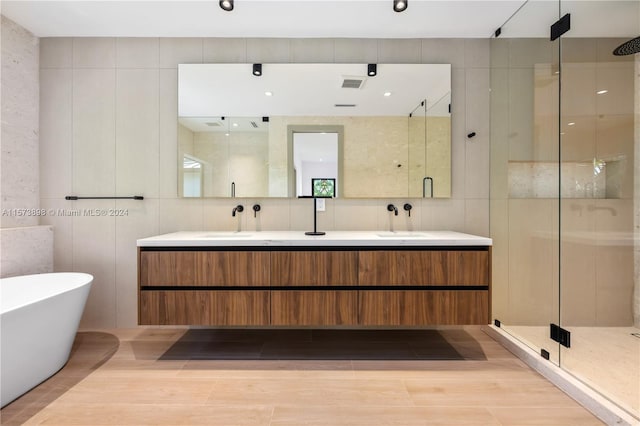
[137,231,492,247]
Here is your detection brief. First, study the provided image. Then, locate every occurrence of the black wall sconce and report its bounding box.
[393,0,408,12]
[253,63,262,76]
[367,64,377,77]
[219,0,234,11]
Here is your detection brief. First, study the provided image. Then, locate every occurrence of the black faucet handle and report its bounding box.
[387,204,398,216]
[403,203,412,217]
[252,204,261,217]
[232,204,244,217]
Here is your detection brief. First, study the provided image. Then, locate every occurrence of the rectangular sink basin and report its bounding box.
[376,232,427,238]
[198,233,252,238]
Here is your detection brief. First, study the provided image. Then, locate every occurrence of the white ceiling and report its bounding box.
[2,1,637,39]
[2,1,521,38]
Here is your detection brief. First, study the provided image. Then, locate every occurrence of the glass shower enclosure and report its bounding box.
[490,0,639,421]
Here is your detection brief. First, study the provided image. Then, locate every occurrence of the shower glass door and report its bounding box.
[559,1,640,419]
[489,0,562,365]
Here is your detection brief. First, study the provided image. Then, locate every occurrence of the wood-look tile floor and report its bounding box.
[1,327,604,425]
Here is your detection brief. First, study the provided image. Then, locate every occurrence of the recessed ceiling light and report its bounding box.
[393,0,408,12]
[596,90,608,95]
[384,92,392,97]
[568,122,575,126]
[219,0,233,12]
[265,91,273,96]
[232,123,239,127]
[225,133,230,136]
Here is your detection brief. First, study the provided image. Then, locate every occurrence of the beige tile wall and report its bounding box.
[39,37,490,328]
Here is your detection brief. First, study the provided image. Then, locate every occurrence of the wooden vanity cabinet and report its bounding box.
[139,251,195,286]
[271,290,358,326]
[138,246,491,326]
[270,251,359,325]
[139,250,269,287]
[271,251,358,286]
[357,249,490,325]
[139,290,269,325]
[138,249,271,325]
[358,290,489,326]
[358,250,489,286]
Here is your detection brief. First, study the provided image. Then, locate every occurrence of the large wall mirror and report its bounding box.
[178,63,451,198]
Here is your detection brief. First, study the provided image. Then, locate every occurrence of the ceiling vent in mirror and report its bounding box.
[250,121,258,128]
[341,77,367,89]
[205,122,221,127]
[334,104,357,108]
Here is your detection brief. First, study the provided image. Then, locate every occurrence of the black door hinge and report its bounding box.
[541,349,550,360]
[550,323,571,348]
[494,319,501,328]
[550,13,571,41]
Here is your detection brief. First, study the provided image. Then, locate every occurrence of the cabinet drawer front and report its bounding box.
[271,290,357,325]
[447,251,489,285]
[195,252,270,286]
[139,290,269,325]
[140,251,195,286]
[359,251,488,286]
[359,290,489,325]
[271,251,358,286]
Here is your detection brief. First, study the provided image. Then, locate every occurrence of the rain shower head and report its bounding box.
[613,36,640,56]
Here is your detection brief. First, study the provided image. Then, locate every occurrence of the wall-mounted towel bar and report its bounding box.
[65,196,144,200]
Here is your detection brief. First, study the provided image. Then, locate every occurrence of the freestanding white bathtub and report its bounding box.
[0,272,93,407]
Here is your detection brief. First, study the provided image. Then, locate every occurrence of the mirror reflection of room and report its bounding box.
[178,116,269,197]
[177,63,451,198]
[292,132,338,197]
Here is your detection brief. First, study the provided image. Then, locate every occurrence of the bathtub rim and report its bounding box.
[0,272,94,315]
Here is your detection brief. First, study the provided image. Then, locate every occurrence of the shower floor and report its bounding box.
[503,325,640,420]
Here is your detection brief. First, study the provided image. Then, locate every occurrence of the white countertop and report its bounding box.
[137,231,492,247]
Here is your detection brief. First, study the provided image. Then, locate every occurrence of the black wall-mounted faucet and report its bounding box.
[232,204,244,217]
[403,203,412,217]
[387,204,398,216]
[252,204,261,217]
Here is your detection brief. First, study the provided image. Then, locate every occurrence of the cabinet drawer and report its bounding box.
[271,290,357,325]
[140,251,195,286]
[140,251,270,287]
[359,290,489,325]
[358,250,488,286]
[195,252,270,286]
[139,290,270,325]
[271,251,358,286]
